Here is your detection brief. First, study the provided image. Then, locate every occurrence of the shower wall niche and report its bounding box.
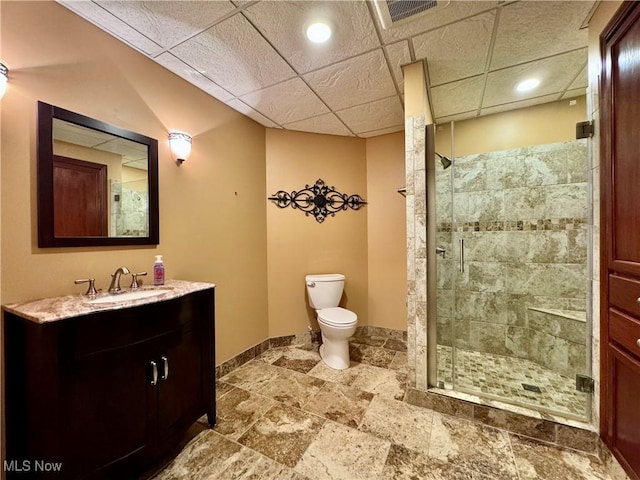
[436,139,590,419]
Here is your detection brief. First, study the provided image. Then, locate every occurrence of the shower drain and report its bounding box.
[522,383,542,393]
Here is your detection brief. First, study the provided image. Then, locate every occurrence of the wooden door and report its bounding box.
[53,155,107,237]
[601,2,640,479]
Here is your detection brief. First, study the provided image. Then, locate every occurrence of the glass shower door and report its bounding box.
[435,138,591,420]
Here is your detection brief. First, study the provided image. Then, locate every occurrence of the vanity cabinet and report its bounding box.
[4,287,215,479]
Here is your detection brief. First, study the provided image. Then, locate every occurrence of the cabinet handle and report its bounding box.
[161,356,169,380]
[150,361,158,385]
[636,339,640,349]
[637,297,640,307]
[459,238,465,273]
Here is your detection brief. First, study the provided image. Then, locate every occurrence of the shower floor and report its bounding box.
[437,345,587,419]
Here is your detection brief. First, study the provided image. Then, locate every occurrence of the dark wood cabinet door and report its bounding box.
[601,3,640,479]
[62,340,157,478]
[157,325,206,443]
[608,345,640,477]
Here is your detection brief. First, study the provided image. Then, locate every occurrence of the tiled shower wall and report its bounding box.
[405,114,427,390]
[110,180,149,237]
[436,140,589,378]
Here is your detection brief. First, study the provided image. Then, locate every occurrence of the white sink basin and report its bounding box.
[86,288,170,305]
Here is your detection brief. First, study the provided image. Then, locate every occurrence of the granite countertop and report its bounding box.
[2,279,215,324]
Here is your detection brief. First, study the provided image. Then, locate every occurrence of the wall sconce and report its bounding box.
[0,61,8,99]
[168,132,192,166]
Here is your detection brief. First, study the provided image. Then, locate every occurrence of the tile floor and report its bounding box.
[151,336,616,480]
[437,345,588,418]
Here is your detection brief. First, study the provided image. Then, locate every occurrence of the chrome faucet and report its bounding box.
[108,266,130,294]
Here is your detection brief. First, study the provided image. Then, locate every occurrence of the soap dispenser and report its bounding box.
[153,255,165,286]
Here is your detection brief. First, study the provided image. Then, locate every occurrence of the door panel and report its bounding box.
[601,3,640,479]
[53,155,107,237]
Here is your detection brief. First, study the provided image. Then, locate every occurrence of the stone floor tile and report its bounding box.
[428,413,518,479]
[349,335,386,347]
[272,346,322,373]
[219,360,283,392]
[294,421,391,480]
[302,382,374,428]
[213,387,276,440]
[256,347,288,364]
[359,395,433,451]
[258,368,325,409]
[510,434,610,480]
[381,444,475,480]
[152,430,296,480]
[349,343,396,368]
[237,404,325,468]
[349,364,407,400]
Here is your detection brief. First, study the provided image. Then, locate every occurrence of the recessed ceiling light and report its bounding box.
[306,22,331,43]
[516,78,540,92]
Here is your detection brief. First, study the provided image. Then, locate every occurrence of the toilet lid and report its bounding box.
[318,307,357,327]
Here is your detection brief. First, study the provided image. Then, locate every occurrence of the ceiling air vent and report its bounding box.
[373,0,450,29]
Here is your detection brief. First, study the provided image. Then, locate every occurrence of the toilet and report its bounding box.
[305,274,358,370]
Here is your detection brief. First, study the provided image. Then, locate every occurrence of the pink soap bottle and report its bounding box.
[153,255,165,286]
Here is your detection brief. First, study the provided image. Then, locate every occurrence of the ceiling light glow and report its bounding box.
[306,22,331,43]
[516,78,540,92]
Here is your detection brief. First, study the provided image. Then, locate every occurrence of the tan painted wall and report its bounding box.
[435,96,588,157]
[266,129,368,337]
[0,1,269,366]
[366,132,407,331]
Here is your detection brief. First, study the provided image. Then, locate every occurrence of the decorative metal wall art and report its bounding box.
[268,178,367,223]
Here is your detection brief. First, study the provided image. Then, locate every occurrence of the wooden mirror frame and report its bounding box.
[37,101,159,247]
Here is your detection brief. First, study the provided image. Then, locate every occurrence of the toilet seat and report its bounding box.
[317,307,357,327]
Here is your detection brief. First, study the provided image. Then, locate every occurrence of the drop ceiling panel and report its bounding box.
[96,1,236,48]
[490,1,593,70]
[413,11,495,86]
[483,49,587,108]
[359,125,404,138]
[480,93,561,117]
[568,65,588,90]
[154,52,233,102]
[376,1,500,44]
[242,1,379,74]
[336,96,404,134]
[171,14,296,97]
[58,0,162,55]
[562,88,586,100]
[240,78,330,125]
[283,113,352,136]
[431,75,485,119]
[435,110,479,125]
[385,41,412,92]
[226,99,280,128]
[303,49,397,111]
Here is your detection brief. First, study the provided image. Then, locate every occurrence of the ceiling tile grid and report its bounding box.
[282,112,353,137]
[303,49,398,111]
[239,77,330,125]
[413,10,495,86]
[95,0,236,48]
[336,95,404,134]
[242,0,380,74]
[57,0,596,137]
[58,0,163,55]
[170,13,296,97]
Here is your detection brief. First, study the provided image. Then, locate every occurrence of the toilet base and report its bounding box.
[319,335,350,370]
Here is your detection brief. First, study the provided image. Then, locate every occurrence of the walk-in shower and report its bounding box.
[432,121,591,420]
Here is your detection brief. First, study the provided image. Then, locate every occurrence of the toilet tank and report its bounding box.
[305,274,345,309]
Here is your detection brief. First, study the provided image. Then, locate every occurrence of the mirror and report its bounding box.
[37,101,159,247]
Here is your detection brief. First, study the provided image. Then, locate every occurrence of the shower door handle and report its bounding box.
[459,238,465,273]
